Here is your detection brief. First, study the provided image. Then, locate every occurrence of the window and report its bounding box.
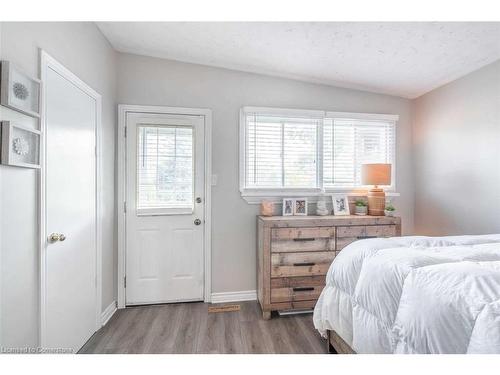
[323,118,395,188]
[137,125,193,213]
[245,114,320,188]
[240,107,397,200]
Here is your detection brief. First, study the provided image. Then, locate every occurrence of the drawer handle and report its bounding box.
[293,287,315,292]
[356,236,377,239]
[293,262,315,267]
[293,238,316,242]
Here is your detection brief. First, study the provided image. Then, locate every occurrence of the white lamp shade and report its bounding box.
[361,163,391,186]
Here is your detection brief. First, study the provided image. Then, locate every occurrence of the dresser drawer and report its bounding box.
[271,227,335,253]
[366,225,397,238]
[271,300,318,311]
[336,225,396,250]
[270,275,326,289]
[271,276,325,303]
[271,285,324,303]
[271,251,335,278]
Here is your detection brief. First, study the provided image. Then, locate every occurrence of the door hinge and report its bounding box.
[124,126,127,138]
[124,276,127,288]
[123,201,127,213]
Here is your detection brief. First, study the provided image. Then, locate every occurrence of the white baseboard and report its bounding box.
[101,300,117,326]
[210,290,257,304]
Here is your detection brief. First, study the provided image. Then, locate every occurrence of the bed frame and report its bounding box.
[327,330,356,354]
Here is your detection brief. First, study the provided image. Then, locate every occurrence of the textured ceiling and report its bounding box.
[97,22,500,98]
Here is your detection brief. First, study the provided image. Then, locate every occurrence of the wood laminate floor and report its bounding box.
[79,301,327,354]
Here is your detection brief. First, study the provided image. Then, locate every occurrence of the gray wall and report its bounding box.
[0,22,117,346]
[117,52,415,294]
[413,59,500,235]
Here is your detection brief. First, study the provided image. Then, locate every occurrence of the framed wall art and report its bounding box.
[0,121,41,169]
[1,60,41,118]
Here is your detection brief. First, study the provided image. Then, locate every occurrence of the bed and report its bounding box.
[313,234,500,354]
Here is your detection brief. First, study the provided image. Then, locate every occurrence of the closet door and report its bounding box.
[42,55,100,352]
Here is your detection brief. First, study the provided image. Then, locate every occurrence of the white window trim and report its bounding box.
[136,207,194,216]
[239,106,399,204]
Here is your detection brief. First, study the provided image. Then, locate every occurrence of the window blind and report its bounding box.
[323,118,395,188]
[245,114,319,188]
[242,108,396,191]
[137,125,193,210]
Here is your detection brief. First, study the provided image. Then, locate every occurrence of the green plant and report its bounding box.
[385,204,396,211]
[355,199,367,207]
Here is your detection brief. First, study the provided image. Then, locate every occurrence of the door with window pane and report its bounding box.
[125,113,204,305]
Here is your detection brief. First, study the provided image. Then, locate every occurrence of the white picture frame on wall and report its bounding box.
[0,121,41,169]
[1,60,41,118]
[332,194,350,216]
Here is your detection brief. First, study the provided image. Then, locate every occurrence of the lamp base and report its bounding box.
[367,188,386,216]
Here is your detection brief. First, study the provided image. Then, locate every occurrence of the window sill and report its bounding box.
[137,207,194,215]
[240,189,400,204]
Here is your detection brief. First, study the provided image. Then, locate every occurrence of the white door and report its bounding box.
[43,59,99,351]
[125,113,205,305]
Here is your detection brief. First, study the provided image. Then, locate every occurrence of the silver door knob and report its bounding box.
[48,233,66,243]
[194,219,202,226]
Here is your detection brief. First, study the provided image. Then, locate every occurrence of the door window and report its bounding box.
[136,124,194,215]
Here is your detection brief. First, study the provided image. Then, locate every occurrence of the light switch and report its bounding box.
[211,174,218,186]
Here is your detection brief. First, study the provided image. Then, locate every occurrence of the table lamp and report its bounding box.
[361,163,391,216]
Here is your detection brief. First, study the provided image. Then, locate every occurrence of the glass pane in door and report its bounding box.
[136,125,193,214]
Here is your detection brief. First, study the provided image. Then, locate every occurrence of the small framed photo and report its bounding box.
[294,198,308,216]
[1,61,41,118]
[1,121,41,169]
[332,195,350,216]
[282,198,294,216]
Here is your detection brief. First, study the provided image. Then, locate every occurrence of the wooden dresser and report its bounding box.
[257,215,401,319]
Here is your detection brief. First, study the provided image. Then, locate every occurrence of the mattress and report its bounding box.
[313,234,500,353]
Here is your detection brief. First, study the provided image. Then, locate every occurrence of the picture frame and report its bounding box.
[294,198,308,216]
[332,194,350,216]
[282,198,294,216]
[0,121,41,169]
[1,60,41,118]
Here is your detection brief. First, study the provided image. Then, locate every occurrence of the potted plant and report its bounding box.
[354,199,368,215]
[385,204,396,217]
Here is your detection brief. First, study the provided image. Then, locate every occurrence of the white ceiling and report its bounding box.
[97,22,500,98]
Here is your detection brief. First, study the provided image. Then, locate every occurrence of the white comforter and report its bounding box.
[313,234,500,354]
